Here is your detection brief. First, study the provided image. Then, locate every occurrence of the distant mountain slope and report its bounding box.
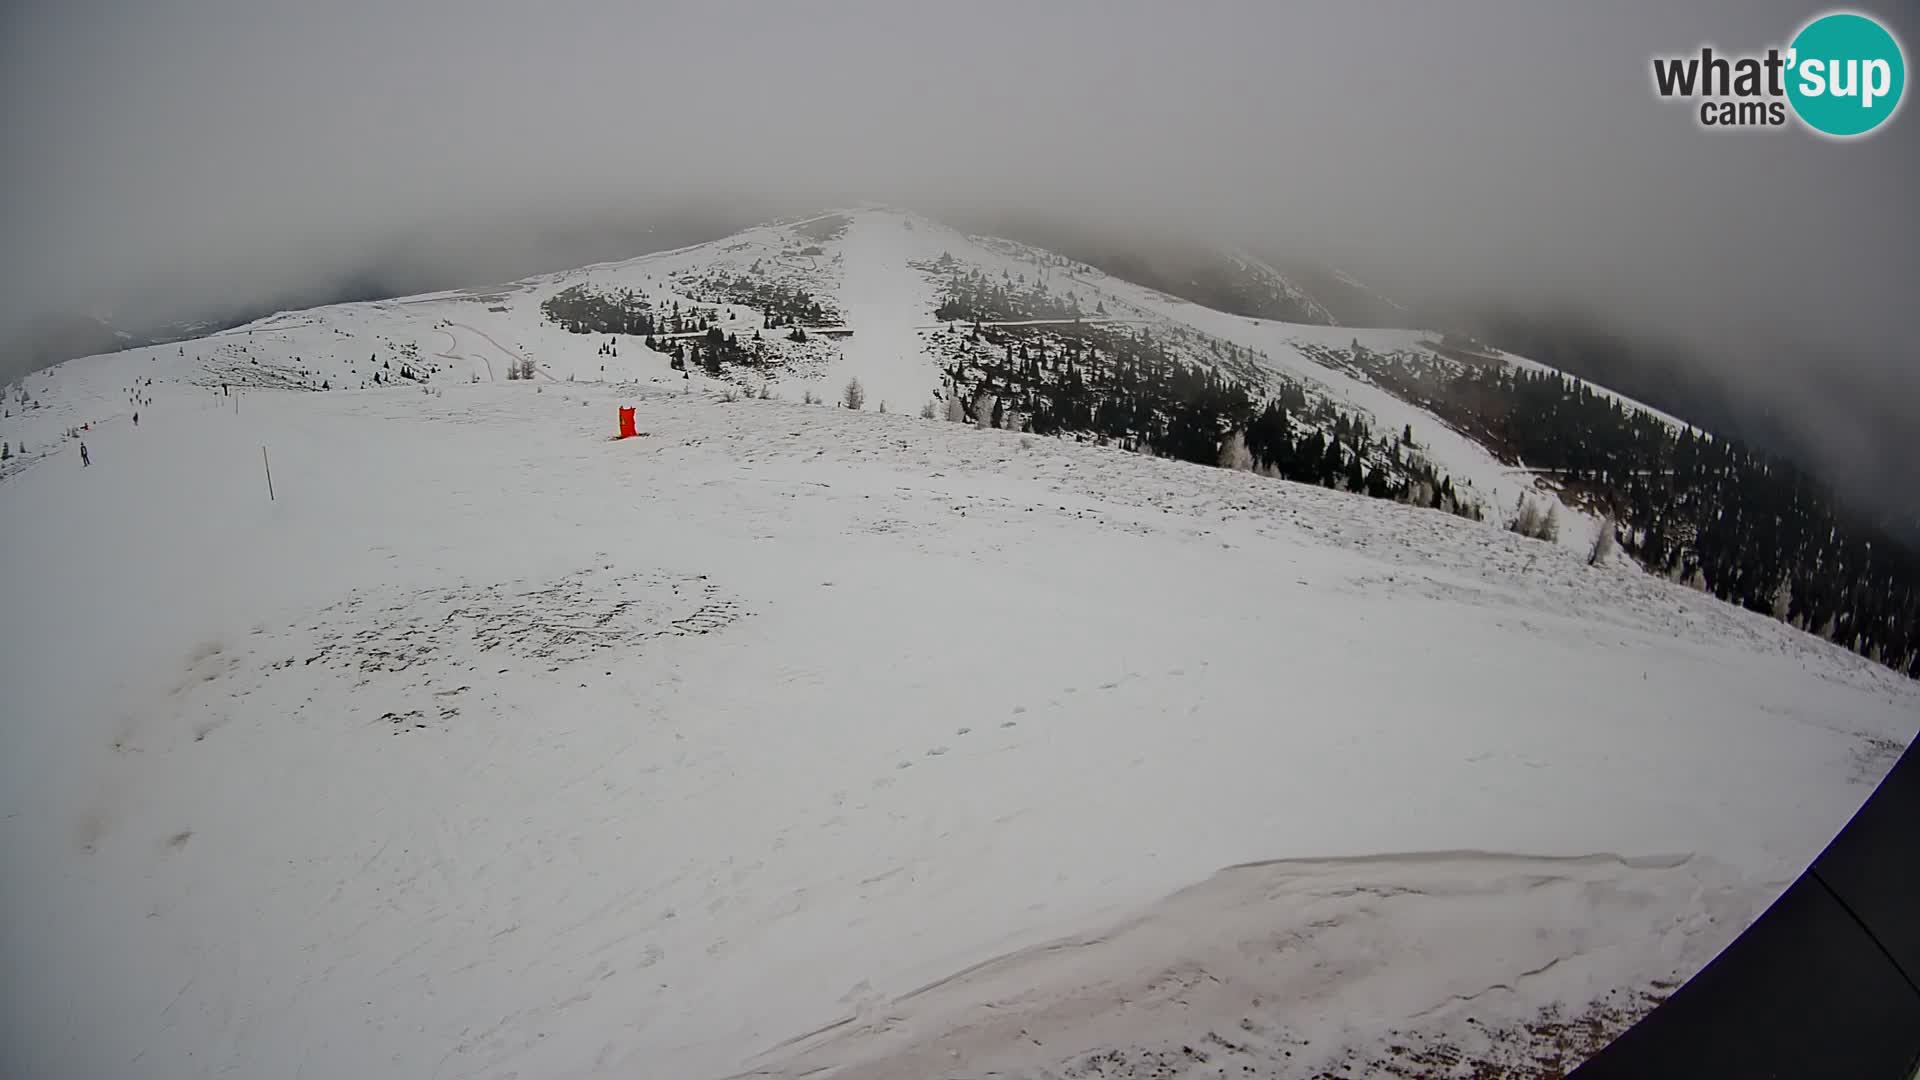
[0,210,761,384]
[1268,260,1419,329]
[971,216,1355,326]
[1463,306,1920,547]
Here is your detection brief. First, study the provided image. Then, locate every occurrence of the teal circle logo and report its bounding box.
[1787,12,1906,137]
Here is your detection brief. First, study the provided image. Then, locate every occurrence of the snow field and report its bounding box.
[2,380,1912,1078]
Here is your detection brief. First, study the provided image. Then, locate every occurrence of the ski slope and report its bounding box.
[2,375,1914,1079]
[813,212,946,413]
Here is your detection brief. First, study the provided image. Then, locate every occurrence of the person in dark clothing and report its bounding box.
[79,443,90,467]
[132,413,139,427]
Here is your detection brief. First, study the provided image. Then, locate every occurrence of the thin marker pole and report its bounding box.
[262,446,275,501]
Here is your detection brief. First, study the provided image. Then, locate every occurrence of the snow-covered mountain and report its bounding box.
[1,207,1677,551]
[3,208,1912,1079]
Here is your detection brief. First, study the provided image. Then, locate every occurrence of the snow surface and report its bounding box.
[814,213,947,413]
[750,852,1752,1079]
[2,370,1915,1079]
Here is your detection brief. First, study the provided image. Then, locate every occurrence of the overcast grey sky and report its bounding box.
[2,0,1915,491]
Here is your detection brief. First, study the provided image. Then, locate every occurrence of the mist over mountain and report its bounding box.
[1455,306,1920,542]
[4,1,1920,1062]
[2,0,1914,515]
[959,212,1920,538]
[0,203,770,381]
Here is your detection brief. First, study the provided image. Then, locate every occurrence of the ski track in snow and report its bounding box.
[1,210,1916,1080]
[827,214,944,414]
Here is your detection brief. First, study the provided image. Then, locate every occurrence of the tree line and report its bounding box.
[929,259,1086,323]
[938,324,1482,520]
[1419,363,1919,676]
[540,285,661,337]
[676,271,841,328]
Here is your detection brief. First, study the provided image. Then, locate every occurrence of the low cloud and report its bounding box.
[2,0,1913,507]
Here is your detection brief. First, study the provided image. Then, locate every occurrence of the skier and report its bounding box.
[132,412,139,427]
[79,442,90,467]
